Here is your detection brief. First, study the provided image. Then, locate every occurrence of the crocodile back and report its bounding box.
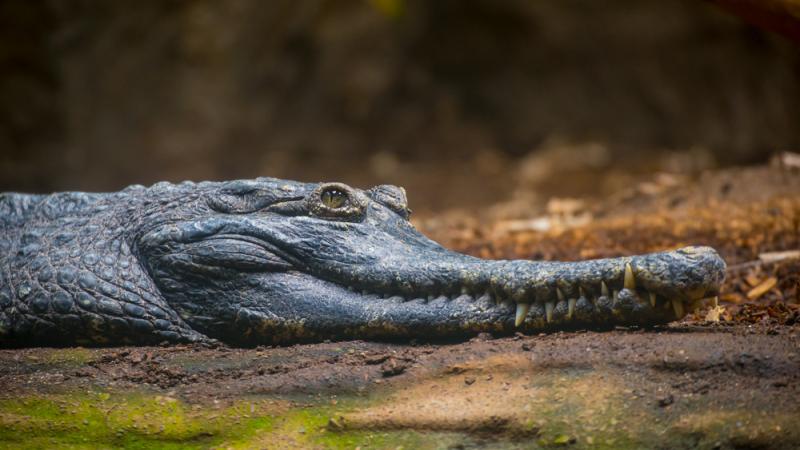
[0,192,109,230]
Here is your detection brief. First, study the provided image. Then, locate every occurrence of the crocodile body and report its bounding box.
[0,178,726,347]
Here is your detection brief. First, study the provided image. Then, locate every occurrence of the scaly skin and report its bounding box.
[0,178,726,347]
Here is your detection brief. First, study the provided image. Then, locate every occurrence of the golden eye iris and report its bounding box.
[321,188,348,209]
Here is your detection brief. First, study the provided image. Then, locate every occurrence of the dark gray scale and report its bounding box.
[123,303,146,318]
[0,310,10,336]
[593,295,615,322]
[52,291,75,314]
[552,300,569,323]
[16,281,32,299]
[82,253,100,266]
[130,318,154,333]
[528,303,547,328]
[57,267,78,285]
[78,272,98,290]
[98,280,119,297]
[76,292,96,311]
[572,295,595,323]
[615,288,649,318]
[30,294,50,314]
[0,288,12,309]
[37,267,53,283]
[97,298,124,316]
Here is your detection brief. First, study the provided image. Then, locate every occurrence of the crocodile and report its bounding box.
[0,178,726,347]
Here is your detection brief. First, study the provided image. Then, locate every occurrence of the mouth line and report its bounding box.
[325,266,718,327]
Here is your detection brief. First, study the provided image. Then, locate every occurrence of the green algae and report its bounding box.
[225,406,466,449]
[0,392,277,449]
[0,390,471,449]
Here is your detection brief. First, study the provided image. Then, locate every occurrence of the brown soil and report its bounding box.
[1,325,798,447]
[4,324,794,403]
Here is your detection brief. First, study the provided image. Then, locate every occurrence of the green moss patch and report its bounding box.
[0,391,476,449]
[0,392,278,449]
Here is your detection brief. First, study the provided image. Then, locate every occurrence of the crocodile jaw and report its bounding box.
[150,242,724,345]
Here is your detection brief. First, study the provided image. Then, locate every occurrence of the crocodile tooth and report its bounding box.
[567,298,576,319]
[601,281,609,297]
[579,286,586,298]
[624,263,635,290]
[461,287,469,295]
[613,290,619,302]
[672,299,684,319]
[712,296,719,307]
[649,292,656,307]
[515,303,531,327]
[556,288,565,302]
[545,302,554,323]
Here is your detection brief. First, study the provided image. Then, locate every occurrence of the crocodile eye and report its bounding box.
[309,182,366,222]
[321,188,348,209]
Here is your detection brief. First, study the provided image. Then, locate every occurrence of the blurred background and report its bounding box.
[1,0,798,215]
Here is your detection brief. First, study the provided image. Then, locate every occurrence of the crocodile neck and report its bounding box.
[0,187,203,345]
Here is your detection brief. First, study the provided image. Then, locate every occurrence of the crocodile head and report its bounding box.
[139,178,726,345]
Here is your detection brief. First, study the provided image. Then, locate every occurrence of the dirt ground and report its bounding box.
[1,162,799,449]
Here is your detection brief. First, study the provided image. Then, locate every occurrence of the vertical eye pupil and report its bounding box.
[321,189,347,208]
